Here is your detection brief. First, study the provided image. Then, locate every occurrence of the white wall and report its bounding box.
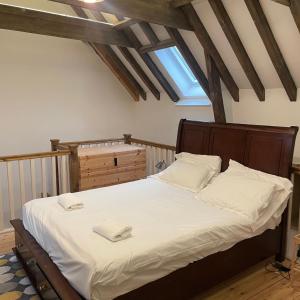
[0,29,135,156]
[131,94,214,146]
[224,89,300,162]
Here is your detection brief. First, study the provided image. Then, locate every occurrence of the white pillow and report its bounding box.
[227,160,293,191]
[157,159,212,192]
[196,174,278,225]
[175,152,221,174]
[226,160,293,230]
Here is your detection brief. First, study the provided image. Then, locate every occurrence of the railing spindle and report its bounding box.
[146,146,150,176]
[0,171,4,230]
[18,161,26,205]
[7,162,15,220]
[51,156,57,196]
[41,158,47,198]
[61,155,68,194]
[30,160,37,199]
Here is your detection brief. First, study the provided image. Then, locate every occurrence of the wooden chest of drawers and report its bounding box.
[78,144,146,191]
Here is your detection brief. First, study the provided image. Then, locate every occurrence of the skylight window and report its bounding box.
[154,46,209,106]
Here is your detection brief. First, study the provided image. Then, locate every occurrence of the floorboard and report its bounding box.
[1,231,300,299]
[0,230,14,254]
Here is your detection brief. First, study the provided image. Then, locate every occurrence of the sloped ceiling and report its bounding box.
[1,0,300,98]
[114,0,300,93]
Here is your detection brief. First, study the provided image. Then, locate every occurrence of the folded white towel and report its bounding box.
[58,193,83,211]
[93,220,132,242]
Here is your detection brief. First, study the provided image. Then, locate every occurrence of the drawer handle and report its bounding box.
[114,157,118,166]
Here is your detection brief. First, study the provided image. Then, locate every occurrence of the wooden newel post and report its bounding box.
[68,144,80,193]
[124,134,132,144]
[50,139,60,195]
[50,139,60,151]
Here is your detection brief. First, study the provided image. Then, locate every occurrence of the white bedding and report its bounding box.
[23,178,285,300]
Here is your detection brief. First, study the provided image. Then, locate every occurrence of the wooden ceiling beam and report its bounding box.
[135,21,180,101]
[72,6,145,101]
[205,52,226,123]
[209,0,265,101]
[138,21,210,102]
[272,0,291,6]
[124,27,180,102]
[245,0,297,101]
[166,27,210,97]
[0,3,132,47]
[118,47,161,100]
[272,0,300,33]
[182,4,239,102]
[172,0,194,8]
[91,12,161,100]
[139,22,160,45]
[139,39,175,54]
[92,44,144,101]
[49,0,193,30]
[290,0,300,33]
[114,18,139,31]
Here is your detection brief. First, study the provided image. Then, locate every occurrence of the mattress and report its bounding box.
[23,178,283,300]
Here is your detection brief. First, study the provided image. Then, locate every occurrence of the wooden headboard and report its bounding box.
[176,120,298,178]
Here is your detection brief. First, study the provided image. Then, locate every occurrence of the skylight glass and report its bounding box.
[154,46,208,101]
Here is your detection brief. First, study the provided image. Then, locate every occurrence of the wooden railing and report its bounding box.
[0,150,70,232]
[130,137,176,176]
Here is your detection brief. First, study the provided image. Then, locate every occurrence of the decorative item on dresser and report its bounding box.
[78,144,146,191]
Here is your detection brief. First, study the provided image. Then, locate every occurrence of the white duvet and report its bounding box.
[23,178,283,300]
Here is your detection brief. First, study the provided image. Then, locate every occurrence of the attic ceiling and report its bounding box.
[0,0,299,123]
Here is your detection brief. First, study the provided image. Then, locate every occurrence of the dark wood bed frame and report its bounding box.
[11,119,298,300]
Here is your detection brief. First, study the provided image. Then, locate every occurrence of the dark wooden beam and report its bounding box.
[133,20,180,101]
[122,26,179,101]
[0,3,132,47]
[92,44,146,101]
[118,47,161,100]
[272,0,290,6]
[182,4,239,102]
[72,6,145,101]
[139,22,160,45]
[166,27,210,97]
[114,18,138,30]
[205,52,226,123]
[92,12,177,101]
[49,0,193,30]
[139,39,176,54]
[124,27,180,102]
[271,0,300,33]
[90,11,161,100]
[290,0,300,33]
[245,0,297,101]
[209,0,265,101]
[172,0,194,8]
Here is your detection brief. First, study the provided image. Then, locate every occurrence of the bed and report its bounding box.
[11,120,298,300]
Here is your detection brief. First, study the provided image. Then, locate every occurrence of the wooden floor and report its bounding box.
[196,259,300,300]
[1,231,300,299]
[0,230,15,255]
